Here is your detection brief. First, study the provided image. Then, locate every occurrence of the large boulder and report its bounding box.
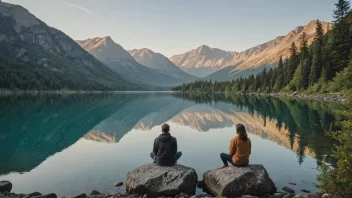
[203,165,276,197]
[126,163,197,196]
[0,181,12,192]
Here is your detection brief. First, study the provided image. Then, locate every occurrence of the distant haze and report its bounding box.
[2,0,340,56]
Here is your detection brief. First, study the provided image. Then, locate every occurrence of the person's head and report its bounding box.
[236,123,247,141]
[161,123,170,133]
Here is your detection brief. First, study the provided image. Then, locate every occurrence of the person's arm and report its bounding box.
[172,138,178,155]
[153,138,158,154]
[249,139,251,155]
[228,138,236,156]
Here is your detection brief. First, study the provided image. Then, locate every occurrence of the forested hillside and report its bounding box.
[0,2,143,91]
[173,1,352,95]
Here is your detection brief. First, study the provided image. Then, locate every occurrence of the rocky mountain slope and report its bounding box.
[128,48,196,80]
[171,20,333,80]
[77,37,191,87]
[169,45,236,77]
[0,2,141,91]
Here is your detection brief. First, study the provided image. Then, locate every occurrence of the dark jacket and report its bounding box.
[153,133,177,166]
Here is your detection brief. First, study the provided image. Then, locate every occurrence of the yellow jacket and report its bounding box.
[229,136,251,165]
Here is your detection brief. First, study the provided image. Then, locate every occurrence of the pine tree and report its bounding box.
[274,56,284,91]
[288,42,299,82]
[300,32,309,62]
[310,20,325,85]
[314,20,324,49]
[333,0,350,23]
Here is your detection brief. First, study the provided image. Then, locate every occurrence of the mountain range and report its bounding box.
[0,1,335,90]
[77,37,195,87]
[170,20,333,80]
[128,48,195,80]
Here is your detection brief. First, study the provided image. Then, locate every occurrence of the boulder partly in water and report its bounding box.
[0,181,12,193]
[126,163,197,197]
[203,164,276,197]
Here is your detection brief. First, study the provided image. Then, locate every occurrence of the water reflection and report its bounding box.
[0,93,343,196]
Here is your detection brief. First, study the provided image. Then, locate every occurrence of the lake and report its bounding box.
[0,92,343,197]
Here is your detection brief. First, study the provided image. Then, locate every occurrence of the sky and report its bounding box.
[2,0,346,57]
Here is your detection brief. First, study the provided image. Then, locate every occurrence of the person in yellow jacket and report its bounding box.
[220,123,251,168]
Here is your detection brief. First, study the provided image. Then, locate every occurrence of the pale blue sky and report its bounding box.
[3,0,345,56]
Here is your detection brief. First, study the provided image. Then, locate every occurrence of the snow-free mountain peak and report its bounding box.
[128,48,196,80]
[171,20,333,79]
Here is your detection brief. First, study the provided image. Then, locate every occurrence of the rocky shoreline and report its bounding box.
[266,92,349,103]
[0,163,342,198]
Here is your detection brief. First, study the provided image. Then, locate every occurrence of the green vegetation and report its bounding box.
[316,105,352,197]
[172,1,352,95]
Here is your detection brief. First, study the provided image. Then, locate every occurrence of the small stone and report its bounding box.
[114,182,123,187]
[180,193,188,198]
[89,190,100,196]
[69,193,87,198]
[282,186,295,194]
[292,195,303,198]
[288,182,296,185]
[273,193,286,198]
[23,192,43,198]
[304,192,321,198]
[301,189,310,193]
[33,193,57,198]
[283,194,295,198]
[142,195,147,198]
[0,181,12,193]
[321,194,331,198]
[190,196,198,198]
[240,195,258,198]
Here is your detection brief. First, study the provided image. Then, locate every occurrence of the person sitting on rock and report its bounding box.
[220,123,251,168]
[150,123,182,166]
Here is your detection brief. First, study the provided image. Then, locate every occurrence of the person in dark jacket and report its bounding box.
[150,123,182,166]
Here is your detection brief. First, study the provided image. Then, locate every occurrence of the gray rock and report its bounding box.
[126,164,197,197]
[69,194,87,198]
[203,165,276,197]
[32,193,57,198]
[240,195,258,198]
[0,181,12,193]
[283,194,295,198]
[89,190,100,196]
[114,182,124,187]
[273,193,286,198]
[23,192,42,198]
[282,187,295,194]
[301,192,321,198]
[321,194,331,198]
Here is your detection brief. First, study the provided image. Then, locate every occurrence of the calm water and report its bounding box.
[0,93,343,197]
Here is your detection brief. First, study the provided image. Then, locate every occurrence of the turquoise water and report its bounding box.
[0,93,342,197]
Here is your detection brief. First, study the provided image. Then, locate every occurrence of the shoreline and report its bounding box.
[1,90,350,104]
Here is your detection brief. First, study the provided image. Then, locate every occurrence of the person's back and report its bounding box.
[220,123,251,168]
[230,135,251,165]
[150,123,182,166]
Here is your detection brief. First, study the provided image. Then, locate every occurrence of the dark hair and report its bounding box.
[162,123,170,133]
[236,124,247,141]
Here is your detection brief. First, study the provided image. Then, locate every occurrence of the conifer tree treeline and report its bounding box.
[172,1,352,94]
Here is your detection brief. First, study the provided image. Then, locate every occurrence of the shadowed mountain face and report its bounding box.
[0,2,140,91]
[77,37,190,87]
[171,21,332,80]
[0,93,340,176]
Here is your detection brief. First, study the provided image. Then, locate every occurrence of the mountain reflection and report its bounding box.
[172,93,341,165]
[0,93,341,176]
